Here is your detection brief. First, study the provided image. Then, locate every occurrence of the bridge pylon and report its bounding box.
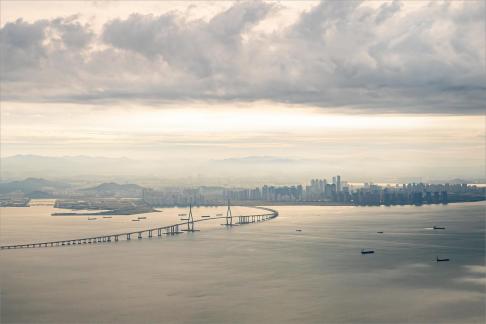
[187,204,194,231]
[184,204,199,232]
[225,200,233,226]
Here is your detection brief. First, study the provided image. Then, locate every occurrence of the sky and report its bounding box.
[0,1,485,183]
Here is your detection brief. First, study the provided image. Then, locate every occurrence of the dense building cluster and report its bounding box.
[2,177,483,208]
[352,182,486,206]
[142,177,485,207]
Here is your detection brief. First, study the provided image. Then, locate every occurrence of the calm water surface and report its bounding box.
[1,201,485,323]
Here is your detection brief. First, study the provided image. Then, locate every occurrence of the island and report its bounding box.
[52,198,157,216]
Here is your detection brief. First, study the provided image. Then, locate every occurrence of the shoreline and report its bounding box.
[3,200,483,214]
[166,200,486,208]
[52,209,159,216]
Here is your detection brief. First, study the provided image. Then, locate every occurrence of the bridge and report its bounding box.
[0,203,278,250]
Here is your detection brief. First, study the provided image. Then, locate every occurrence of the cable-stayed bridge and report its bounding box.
[0,204,278,250]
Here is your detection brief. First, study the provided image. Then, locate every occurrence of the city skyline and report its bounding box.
[1,2,485,323]
[2,174,484,208]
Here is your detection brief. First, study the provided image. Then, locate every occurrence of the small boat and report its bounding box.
[436,256,450,262]
[377,231,384,234]
[138,216,146,219]
[433,226,445,230]
[296,229,302,232]
[361,249,375,255]
[131,219,140,222]
[88,217,97,220]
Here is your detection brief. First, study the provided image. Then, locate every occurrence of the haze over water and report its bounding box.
[1,202,484,323]
[1,1,485,323]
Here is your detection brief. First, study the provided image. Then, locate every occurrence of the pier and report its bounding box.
[0,205,278,250]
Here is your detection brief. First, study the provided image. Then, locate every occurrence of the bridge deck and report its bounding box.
[1,207,278,250]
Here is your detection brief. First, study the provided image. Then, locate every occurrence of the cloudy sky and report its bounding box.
[1,1,484,182]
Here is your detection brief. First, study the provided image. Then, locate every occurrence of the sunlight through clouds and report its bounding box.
[0,1,484,181]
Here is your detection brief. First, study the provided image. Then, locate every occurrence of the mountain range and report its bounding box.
[0,177,70,195]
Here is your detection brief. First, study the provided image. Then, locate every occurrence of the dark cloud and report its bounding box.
[1,0,484,114]
[0,19,48,77]
[375,0,401,24]
[102,1,273,77]
[51,16,94,49]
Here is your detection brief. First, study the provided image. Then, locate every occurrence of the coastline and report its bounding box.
[52,208,159,216]
[212,199,486,207]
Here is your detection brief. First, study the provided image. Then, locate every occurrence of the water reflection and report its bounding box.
[1,202,484,323]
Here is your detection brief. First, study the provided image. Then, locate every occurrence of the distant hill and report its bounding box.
[0,178,70,195]
[430,178,486,185]
[213,156,297,164]
[80,182,145,197]
[0,155,146,179]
